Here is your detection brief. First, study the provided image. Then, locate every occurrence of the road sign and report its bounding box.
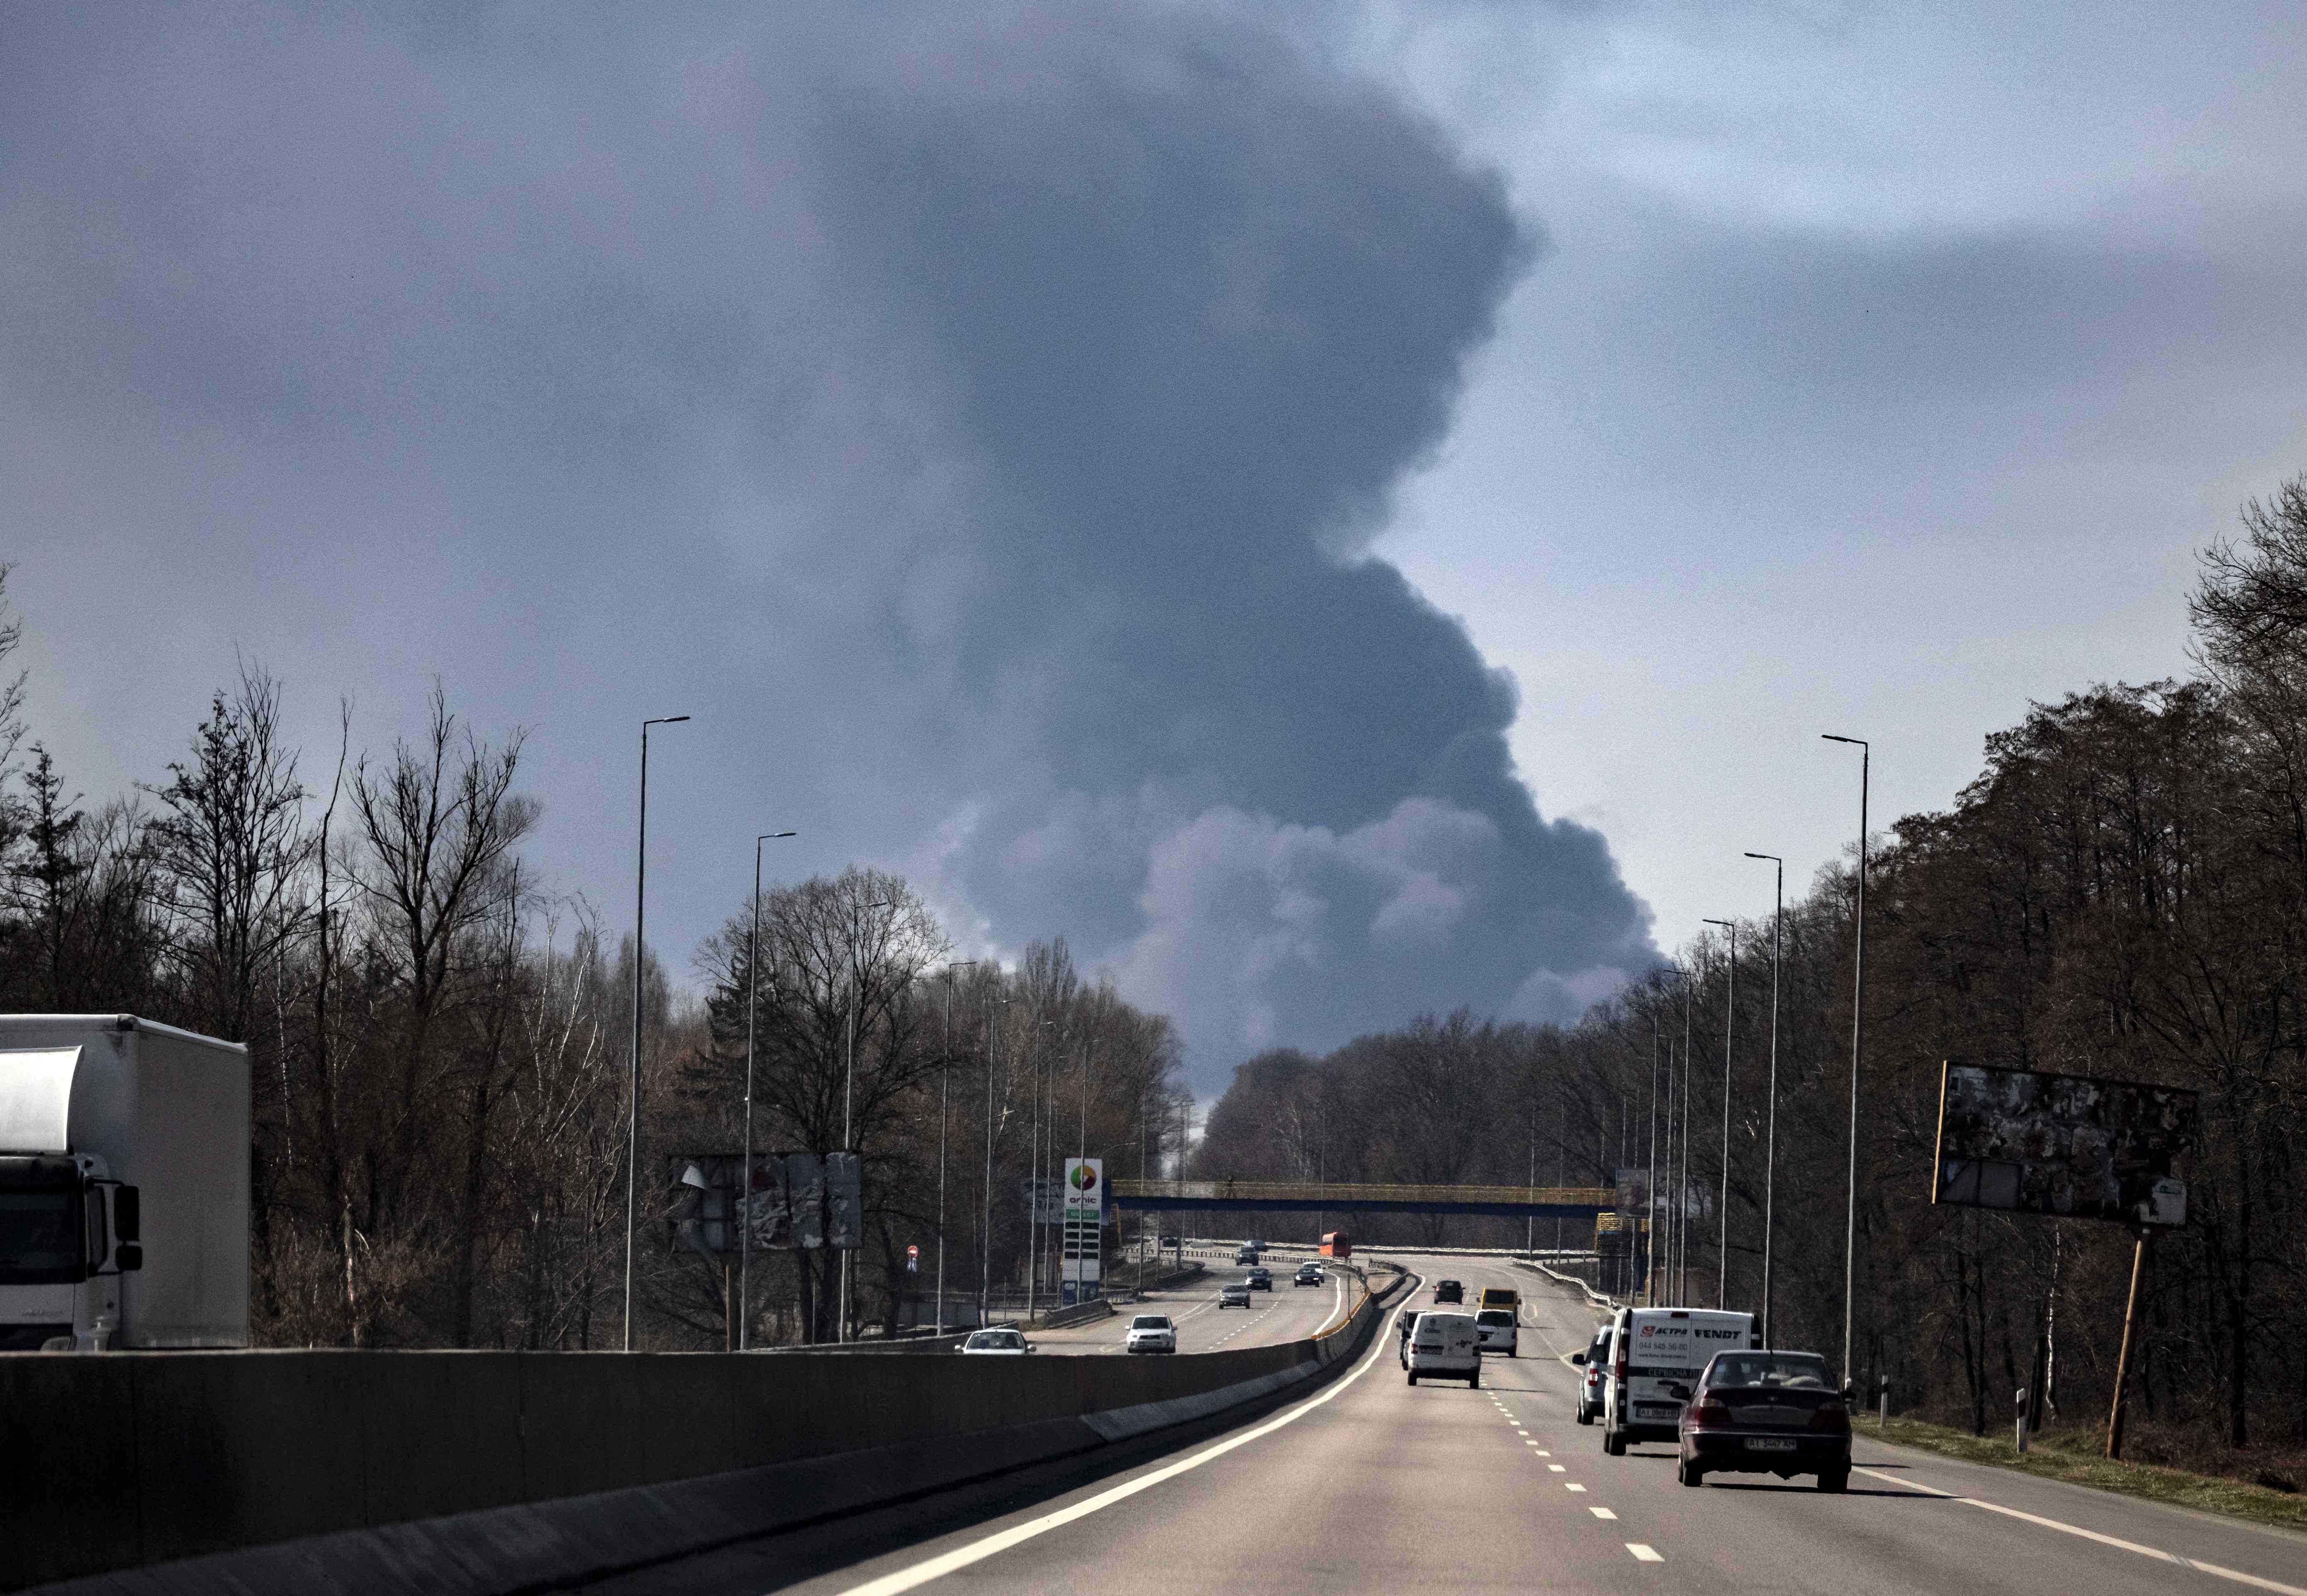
[906,1243,919,1274]
[1063,1158,1103,1300]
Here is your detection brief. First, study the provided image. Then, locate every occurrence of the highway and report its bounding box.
[575,1252,2307,1596]
[1027,1250,1356,1356]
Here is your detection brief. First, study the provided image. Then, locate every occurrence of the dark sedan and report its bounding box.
[1677,1350,1850,1491]
[1433,1279,1464,1304]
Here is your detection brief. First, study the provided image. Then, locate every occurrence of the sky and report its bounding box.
[5,2,2304,1095]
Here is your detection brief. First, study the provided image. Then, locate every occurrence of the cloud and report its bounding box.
[0,2,1655,1090]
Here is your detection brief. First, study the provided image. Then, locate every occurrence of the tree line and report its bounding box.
[1193,477,2307,1472]
[0,571,1185,1348]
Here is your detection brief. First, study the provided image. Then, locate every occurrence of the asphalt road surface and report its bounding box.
[577,1251,2307,1596]
[1027,1257,1355,1356]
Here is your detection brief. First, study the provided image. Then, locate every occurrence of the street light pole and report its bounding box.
[838,894,896,1344]
[1824,734,1869,1389]
[624,714,689,1353]
[1647,1006,1660,1306]
[1679,963,1693,1303]
[1744,853,1784,1346]
[1654,966,1689,1305]
[740,829,797,1352]
[1703,918,1736,1311]
[937,962,979,1335]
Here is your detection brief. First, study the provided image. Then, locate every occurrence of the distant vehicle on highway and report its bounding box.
[1292,1263,1323,1286]
[958,1329,1034,1355]
[1158,1234,1181,1249]
[1125,1314,1177,1354]
[1677,1350,1850,1491]
[1217,1283,1252,1309]
[1432,1279,1464,1304]
[1600,1306,1759,1455]
[1405,1310,1481,1387]
[1234,1245,1260,1265]
[1398,1309,1422,1366]
[1475,1307,1519,1358]
[1246,1266,1273,1290]
[1572,1327,1611,1423]
[1478,1286,1519,1314]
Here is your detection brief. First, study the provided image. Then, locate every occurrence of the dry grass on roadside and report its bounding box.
[1863,1414,2307,1534]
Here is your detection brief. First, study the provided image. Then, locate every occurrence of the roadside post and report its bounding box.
[2106,1229,2151,1459]
[2015,1386,2029,1455]
[1877,1373,1889,1431]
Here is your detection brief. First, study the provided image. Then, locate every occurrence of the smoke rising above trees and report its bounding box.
[0,4,1657,1087]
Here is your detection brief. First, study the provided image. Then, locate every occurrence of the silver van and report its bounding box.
[1406,1309,1482,1389]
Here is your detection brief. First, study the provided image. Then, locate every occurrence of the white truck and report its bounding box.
[0,1014,248,1350]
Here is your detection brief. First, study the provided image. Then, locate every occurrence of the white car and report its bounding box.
[1125,1314,1177,1354]
[1601,1307,1757,1454]
[1405,1310,1482,1388]
[958,1328,1035,1356]
[1475,1307,1519,1357]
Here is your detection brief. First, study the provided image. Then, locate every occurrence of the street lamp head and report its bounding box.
[757,831,797,841]
[1743,851,1781,863]
[645,715,691,726]
[1821,734,1867,748]
[1702,918,1733,928]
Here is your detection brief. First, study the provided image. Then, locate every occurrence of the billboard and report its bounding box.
[669,1150,863,1258]
[1932,1063,2195,1228]
[1614,1168,1650,1218]
[1022,1177,1064,1224]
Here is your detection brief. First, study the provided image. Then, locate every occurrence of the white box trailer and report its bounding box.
[0,1014,249,1350]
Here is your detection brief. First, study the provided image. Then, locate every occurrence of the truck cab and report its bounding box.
[0,1151,139,1350]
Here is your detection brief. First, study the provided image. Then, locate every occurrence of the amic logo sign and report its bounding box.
[1070,1164,1099,1194]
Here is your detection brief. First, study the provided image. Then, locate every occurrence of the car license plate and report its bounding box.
[1745,1437,1798,1452]
[1637,1403,1678,1418]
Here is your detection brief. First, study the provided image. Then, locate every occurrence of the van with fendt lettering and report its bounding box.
[1598,1306,1757,1455]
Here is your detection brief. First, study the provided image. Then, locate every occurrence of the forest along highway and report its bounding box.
[573,1253,2307,1596]
[1026,1251,1354,1356]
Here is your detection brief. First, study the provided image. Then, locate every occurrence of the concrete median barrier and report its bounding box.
[7,1270,1409,1594]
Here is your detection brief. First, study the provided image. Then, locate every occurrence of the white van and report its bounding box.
[1405,1309,1482,1388]
[1601,1307,1757,1454]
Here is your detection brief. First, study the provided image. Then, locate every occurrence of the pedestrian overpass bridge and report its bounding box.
[1110,1179,1616,1220]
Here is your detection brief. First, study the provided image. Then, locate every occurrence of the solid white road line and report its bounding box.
[1851,1468,2307,1596]
[827,1293,1414,1596]
[1626,1544,1663,1563]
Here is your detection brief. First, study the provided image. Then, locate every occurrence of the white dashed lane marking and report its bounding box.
[1565,1483,1587,1492]
[1627,1544,1663,1563]
[1589,1508,1617,1520]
